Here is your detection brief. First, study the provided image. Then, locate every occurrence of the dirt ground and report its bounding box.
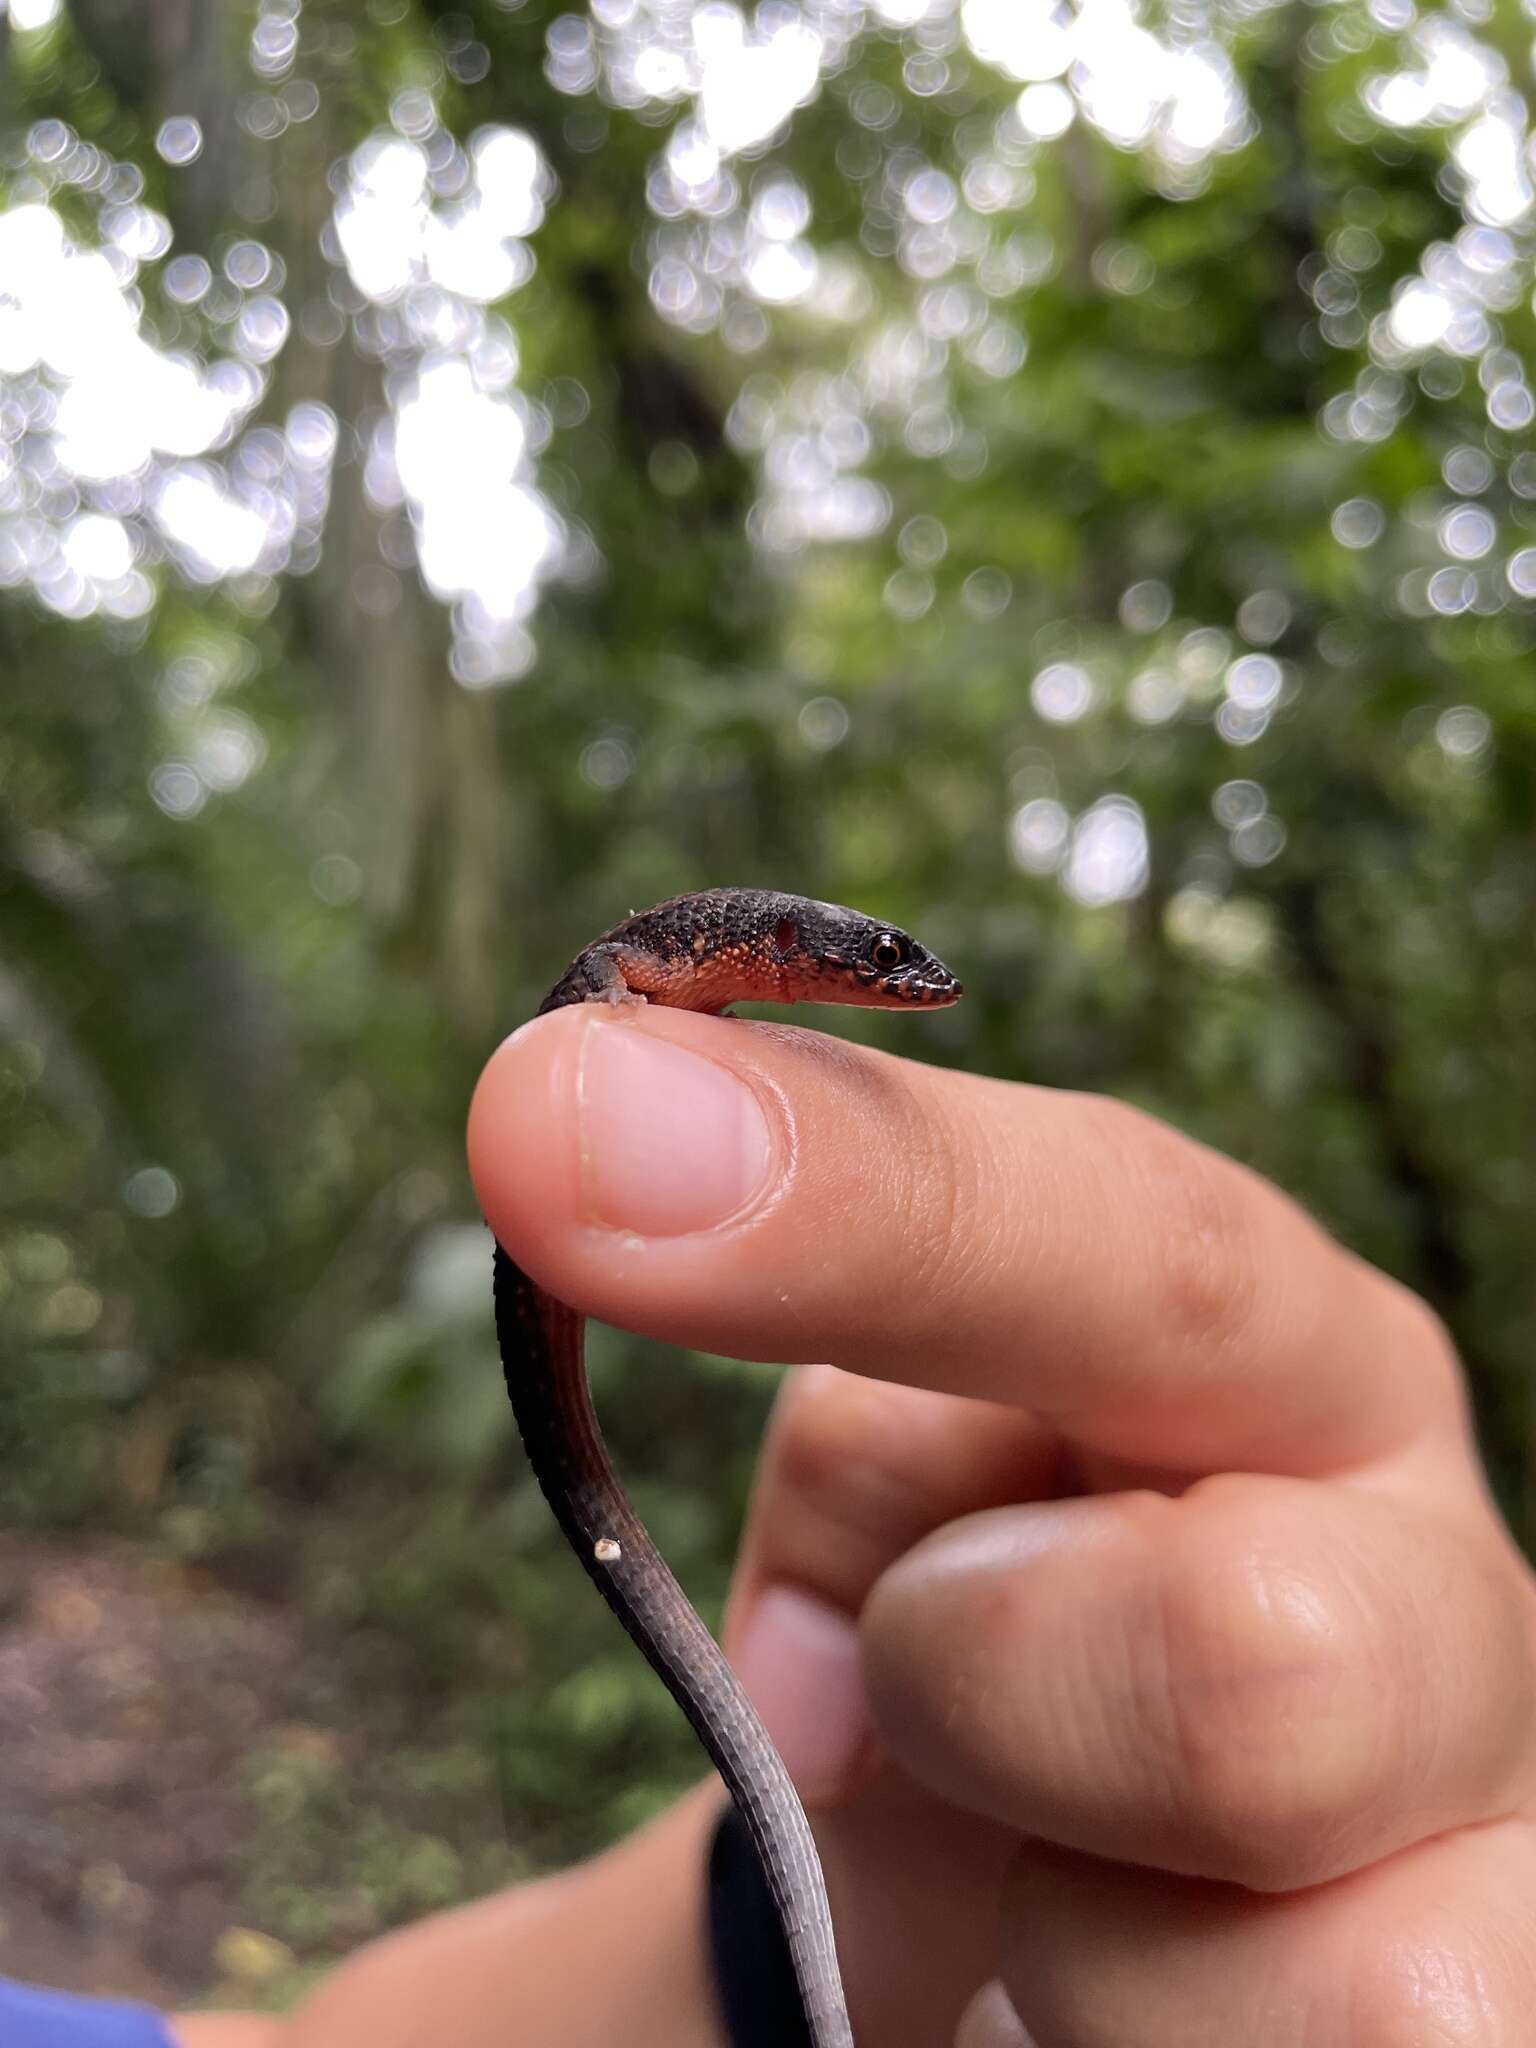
[0,1533,308,2008]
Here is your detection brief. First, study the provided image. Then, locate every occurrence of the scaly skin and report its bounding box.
[493,889,962,2048]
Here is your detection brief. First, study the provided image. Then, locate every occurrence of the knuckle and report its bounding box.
[771,1374,867,1517]
[954,1982,1030,2048]
[1159,1507,1394,1890]
[769,1369,913,1534]
[1380,1275,1470,1412]
[754,1369,929,1614]
[1385,1275,1456,1362]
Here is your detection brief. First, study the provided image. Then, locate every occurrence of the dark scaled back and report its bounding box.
[591,887,961,1009]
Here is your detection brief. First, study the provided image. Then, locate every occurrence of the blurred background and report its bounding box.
[1,0,1533,2016]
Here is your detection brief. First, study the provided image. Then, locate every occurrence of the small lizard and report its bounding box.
[493,888,963,2048]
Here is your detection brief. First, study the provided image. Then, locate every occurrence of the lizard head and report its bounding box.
[775,898,964,1009]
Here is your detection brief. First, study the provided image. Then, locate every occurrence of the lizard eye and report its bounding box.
[869,932,908,972]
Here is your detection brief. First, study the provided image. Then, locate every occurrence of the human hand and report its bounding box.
[469,1000,1536,2046]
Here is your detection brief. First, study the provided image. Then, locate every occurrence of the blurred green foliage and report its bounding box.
[3,0,1535,1976]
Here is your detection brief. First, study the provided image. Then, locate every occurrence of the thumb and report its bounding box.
[722,1364,1059,1808]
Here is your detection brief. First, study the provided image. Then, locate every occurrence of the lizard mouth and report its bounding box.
[818,960,963,1008]
[879,967,963,1005]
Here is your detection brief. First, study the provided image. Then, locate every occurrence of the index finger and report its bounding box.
[468,1001,1466,1478]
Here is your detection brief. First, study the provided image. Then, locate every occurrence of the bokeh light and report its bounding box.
[0,0,1532,877]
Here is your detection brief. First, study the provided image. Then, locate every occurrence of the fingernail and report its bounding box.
[576,1016,775,1236]
[733,1586,872,1805]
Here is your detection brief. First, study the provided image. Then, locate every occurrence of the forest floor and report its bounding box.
[0,1512,536,2019]
[0,1532,311,2010]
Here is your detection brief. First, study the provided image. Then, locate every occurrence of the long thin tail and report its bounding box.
[494,1241,853,2048]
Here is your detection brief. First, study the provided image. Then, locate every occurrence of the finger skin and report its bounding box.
[467,1003,1467,1477]
[817,1774,1022,2048]
[860,1474,1536,1890]
[729,1365,1062,1625]
[955,1983,1036,2048]
[720,1365,1062,1809]
[994,1822,1536,2048]
[467,999,1536,2044]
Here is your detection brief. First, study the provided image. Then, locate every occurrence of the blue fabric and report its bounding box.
[0,1977,176,2048]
